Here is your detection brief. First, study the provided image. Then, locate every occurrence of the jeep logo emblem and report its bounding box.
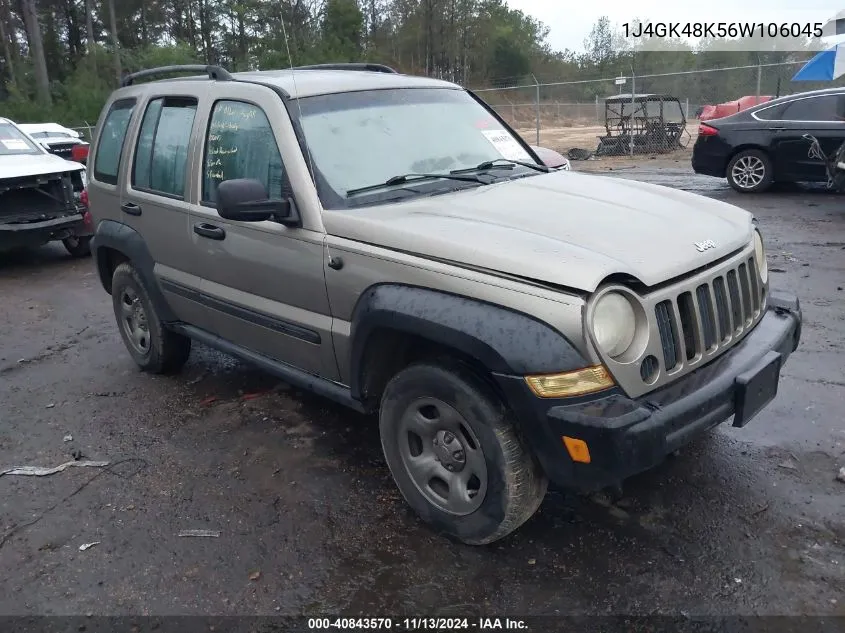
[695,239,716,252]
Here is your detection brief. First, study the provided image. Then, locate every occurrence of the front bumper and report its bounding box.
[0,209,91,251]
[496,290,802,491]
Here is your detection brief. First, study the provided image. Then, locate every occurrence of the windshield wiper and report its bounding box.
[346,172,488,197]
[451,158,549,175]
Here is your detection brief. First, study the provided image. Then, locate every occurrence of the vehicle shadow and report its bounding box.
[169,349,787,615]
[769,181,845,195]
[0,243,82,277]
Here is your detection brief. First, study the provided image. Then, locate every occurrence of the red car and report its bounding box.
[699,96,773,121]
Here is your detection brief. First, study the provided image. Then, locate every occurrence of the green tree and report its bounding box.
[20,0,52,104]
[322,0,363,62]
[583,16,614,73]
[0,0,820,126]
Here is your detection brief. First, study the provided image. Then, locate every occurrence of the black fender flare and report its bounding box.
[349,284,588,401]
[90,220,178,322]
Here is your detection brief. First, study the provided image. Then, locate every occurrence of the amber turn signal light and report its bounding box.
[563,436,591,463]
[524,365,614,398]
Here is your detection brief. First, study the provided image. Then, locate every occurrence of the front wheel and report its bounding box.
[62,235,92,257]
[379,362,548,545]
[726,149,773,193]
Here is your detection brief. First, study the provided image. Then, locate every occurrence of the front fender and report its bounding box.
[349,284,588,401]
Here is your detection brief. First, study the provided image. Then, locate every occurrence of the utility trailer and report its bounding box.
[596,93,689,156]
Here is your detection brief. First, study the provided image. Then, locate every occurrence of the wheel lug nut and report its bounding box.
[453,450,464,461]
[443,432,455,443]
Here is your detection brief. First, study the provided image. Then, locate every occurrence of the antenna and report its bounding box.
[279,13,315,180]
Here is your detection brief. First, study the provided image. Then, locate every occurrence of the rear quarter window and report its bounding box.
[753,103,787,120]
[94,99,136,185]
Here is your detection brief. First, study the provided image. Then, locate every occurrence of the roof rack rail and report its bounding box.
[121,64,233,87]
[291,63,398,74]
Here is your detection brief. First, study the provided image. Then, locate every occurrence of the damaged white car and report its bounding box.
[16,122,90,164]
[0,117,92,256]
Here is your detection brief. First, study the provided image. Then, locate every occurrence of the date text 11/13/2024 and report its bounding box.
[307,618,528,630]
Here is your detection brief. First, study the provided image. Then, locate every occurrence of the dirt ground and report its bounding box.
[513,120,701,173]
[0,167,844,620]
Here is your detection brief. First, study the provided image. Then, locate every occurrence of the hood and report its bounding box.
[0,153,85,180]
[323,171,754,292]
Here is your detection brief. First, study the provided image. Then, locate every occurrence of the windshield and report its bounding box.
[296,88,540,208]
[0,122,42,156]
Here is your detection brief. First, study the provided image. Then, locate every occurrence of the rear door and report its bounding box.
[767,93,845,181]
[121,83,213,328]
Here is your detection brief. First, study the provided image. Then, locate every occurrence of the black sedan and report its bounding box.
[692,88,845,193]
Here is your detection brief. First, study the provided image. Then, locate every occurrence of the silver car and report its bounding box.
[87,63,802,545]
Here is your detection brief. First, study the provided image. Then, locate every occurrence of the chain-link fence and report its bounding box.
[472,61,816,159]
[42,61,831,161]
[69,124,96,142]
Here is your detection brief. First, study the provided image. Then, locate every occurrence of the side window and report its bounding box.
[132,98,163,190]
[754,103,786,120]
[94,99,136,185]
[781,95,845,122]
[132,96,197,198]
[202,100,287,205]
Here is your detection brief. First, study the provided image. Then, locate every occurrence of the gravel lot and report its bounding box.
[1,168,843,618]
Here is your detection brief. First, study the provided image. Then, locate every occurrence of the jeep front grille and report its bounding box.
[589,244,767,399]
[654,256,764,372]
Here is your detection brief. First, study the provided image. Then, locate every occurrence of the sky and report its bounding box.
[505,0,844,54]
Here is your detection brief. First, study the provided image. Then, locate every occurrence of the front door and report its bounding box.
[187,83,338,380]
[771,93,845,182]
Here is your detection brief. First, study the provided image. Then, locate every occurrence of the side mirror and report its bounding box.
[530,145,569,170]
[216,178,297,225]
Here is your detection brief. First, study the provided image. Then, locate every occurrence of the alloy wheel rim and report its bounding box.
[397,397,488,516]
[119,287,150,356]
[731,156,765,189]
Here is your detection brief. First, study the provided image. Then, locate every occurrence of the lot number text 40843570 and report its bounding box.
[306,617,528,630]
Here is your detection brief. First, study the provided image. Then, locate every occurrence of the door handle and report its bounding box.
[121,202,142,216]
[193,222,226,240]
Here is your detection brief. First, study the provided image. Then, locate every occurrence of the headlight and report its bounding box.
[753,230,767,284]
[592,292,637,357]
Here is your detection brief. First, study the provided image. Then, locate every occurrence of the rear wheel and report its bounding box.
[726,149,773,193]
[111,262,191,374]
[62,235,91,258]
[379,362,547,545]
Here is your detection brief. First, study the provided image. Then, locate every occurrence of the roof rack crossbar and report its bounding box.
[121,65,233,87]
[291,63,397,74]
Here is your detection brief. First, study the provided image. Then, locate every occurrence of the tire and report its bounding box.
[62,235,92,258]
[111,261,191,374]
[379,362,548,545]
[726,149,773,193]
